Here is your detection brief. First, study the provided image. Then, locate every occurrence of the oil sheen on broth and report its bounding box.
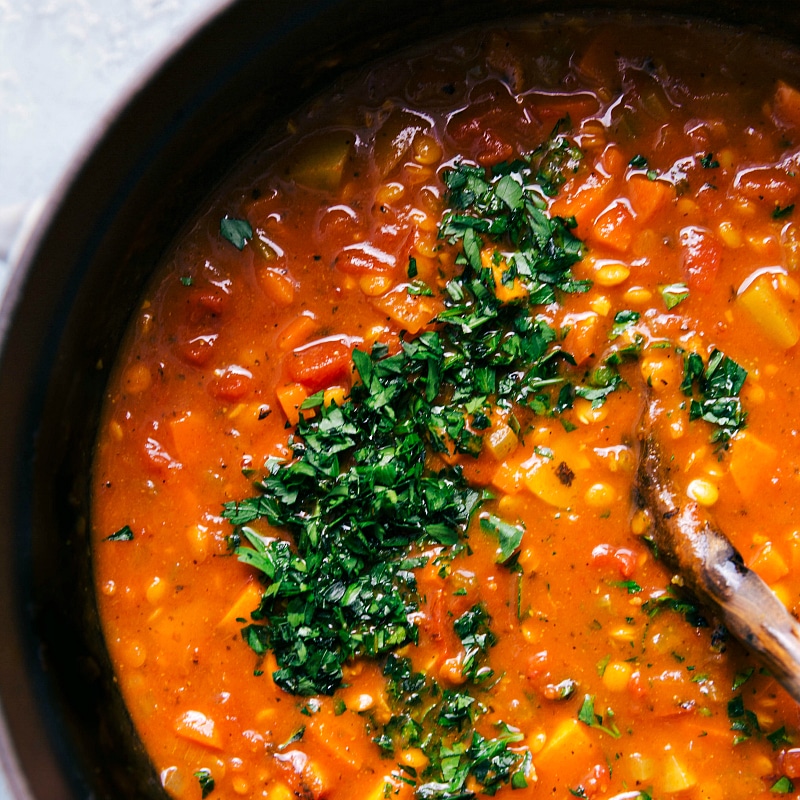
[92,15,800,800]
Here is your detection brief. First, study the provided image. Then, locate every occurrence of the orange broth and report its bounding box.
[93,16,800,800]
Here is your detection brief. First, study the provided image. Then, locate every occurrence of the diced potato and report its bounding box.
[485,424,519,462]
[535,718,594,778]
[286,130,353,192]
[729,431,778,499]
[374,108,431,177]
[737,272,800,349]
[659,752,697,794]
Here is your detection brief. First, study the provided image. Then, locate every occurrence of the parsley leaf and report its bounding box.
[194,769,215,798]
[220,216,253,249]
[682,349,747,446]
[577,694,621,739]
[659,282,689,310]
[105,525,134,542]
[480,514,524,562]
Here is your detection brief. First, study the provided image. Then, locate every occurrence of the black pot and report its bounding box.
[2,0,799,797]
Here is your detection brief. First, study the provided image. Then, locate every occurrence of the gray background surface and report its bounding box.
[0,0,222,287]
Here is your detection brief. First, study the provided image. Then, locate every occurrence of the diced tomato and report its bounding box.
[680,226,722,293]
[476,129,514,166]
[175,334,217,367]
[527,91,600,124]
[590,543,638,578]
[185,287,227,324]
[287,340,352,391]
[577,764,610,798]
[734,165,800,208]
[780,748,800,779]
[210,366,253,402]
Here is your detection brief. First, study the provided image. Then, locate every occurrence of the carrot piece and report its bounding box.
[174,710,223,750]
[287,340,352,391]
[563,312,601,366]
[217,580,263,631]
[627,174,673,222]
[748,540,790,586]
[482,249,528,303]
[278,313,318,351]
[550,168,614,238]
[276,383,309,426]
[370,286,442,334]
[169,411,209,464]
[534,718,595,779]
[256,266,295,306]
[588,199,636,253]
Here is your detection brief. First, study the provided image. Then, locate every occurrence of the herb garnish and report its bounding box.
[194,769,215,798]
[577,694,621,738]
[220,216,253,250]
[681,349,747,446]
[105,525,134,542]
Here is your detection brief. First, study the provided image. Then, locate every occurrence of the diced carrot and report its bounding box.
[600,145,626,178]
[627,174,673,222]
[287,340,352,391]
[679,226,722,293]
[588,199,636,252]
[590,543,638,578]
[773,80,800,129]
[256,266,295,306]
[174,710,223,750]
[482,248,527,303]
[278,313,318,351]
[747,540,790,586]
[563,312,601,365]
[276,382,309,426]
[169,411,209,465]
[370,285,442,334]
[217,580,263,631]
[550,168,614,238]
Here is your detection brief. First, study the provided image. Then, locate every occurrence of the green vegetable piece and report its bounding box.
[659,282,690,310]
[194,769,215,798]
[771,777,794,794]
[577,694,621,738]
[105,525,134,542]
[220,216,252,250]
[480,514,524,562]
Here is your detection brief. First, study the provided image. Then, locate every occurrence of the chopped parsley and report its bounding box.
[681,349,747,446]
[194,769,215,798]
[771,777,794,794]
[700,152,720,169]
[577,694,621,739]
[220,216,253,250]
[659,282,689,310]
[104,525,134,542]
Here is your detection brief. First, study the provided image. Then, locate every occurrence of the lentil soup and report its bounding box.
[93,15,800,800]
